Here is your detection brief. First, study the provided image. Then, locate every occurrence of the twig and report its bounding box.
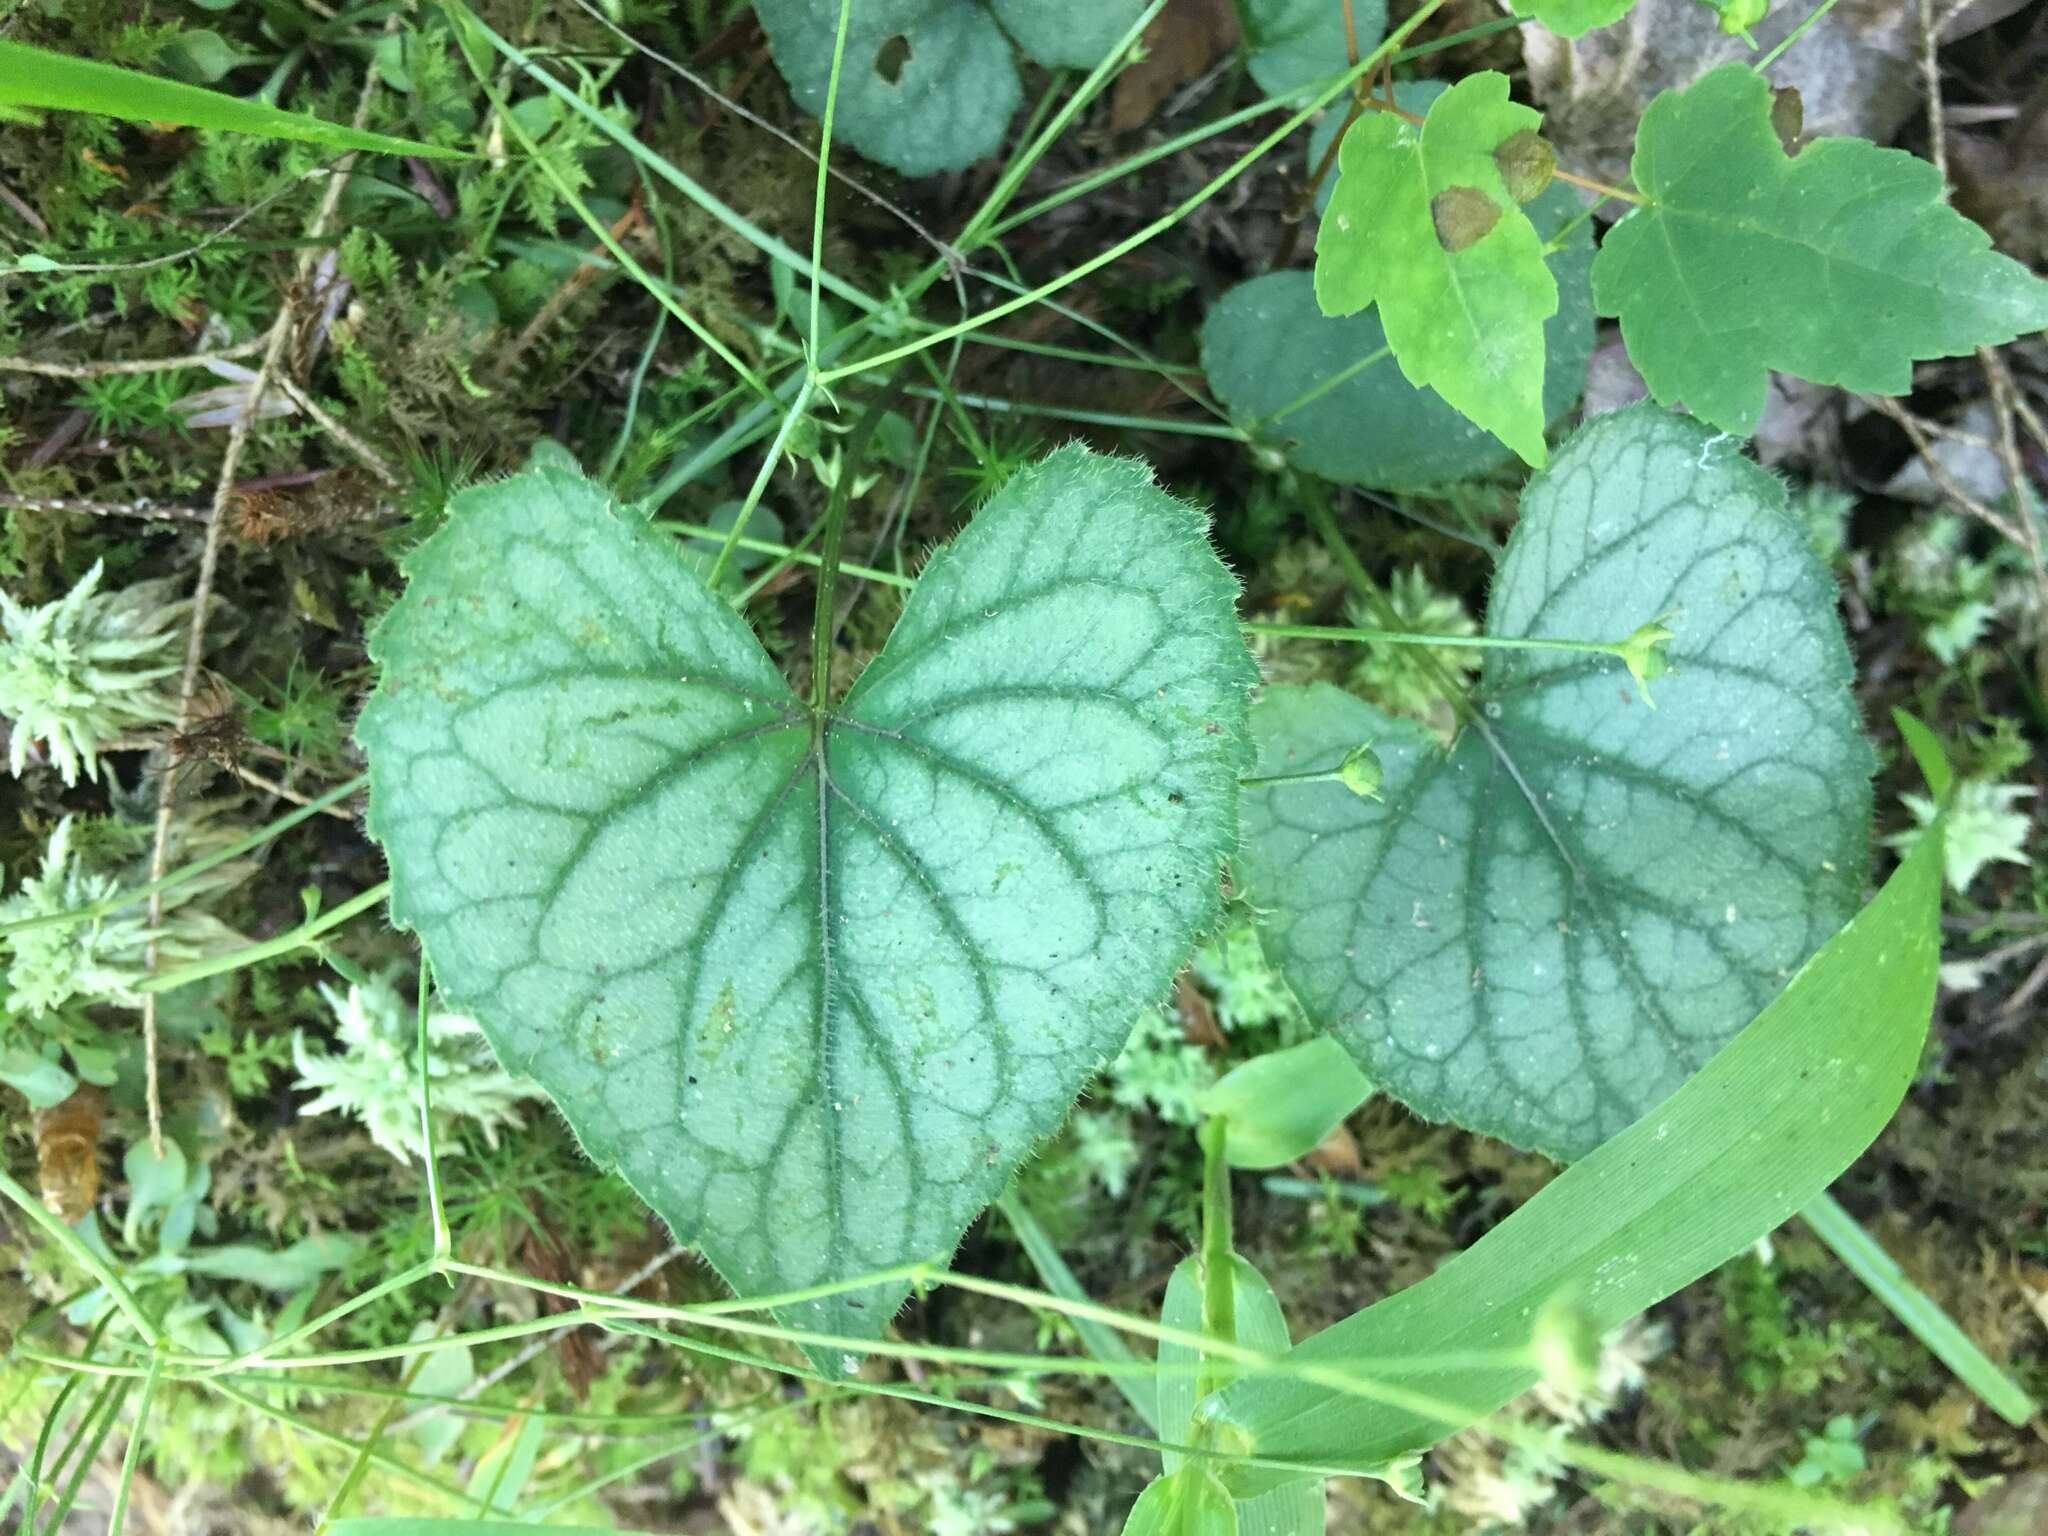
[1864,394,2027,545]
[0,338,269,378]
[267,374,401,487]
[0,494,209,523]
[2004,378,2048,464]
[137,48,390,1156]
[2002,945,2048,1019]
[230,762,360,821]
[1978,347,2048,671]
[0,174,49,236]
[1916,0,1949,183]
[18,165,342,276]
[140,322,290,1153]
[496,190,646,379]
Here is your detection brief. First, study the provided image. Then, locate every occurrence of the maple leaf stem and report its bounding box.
[1351,93,1646,207]
[1552,166,1644,206]
[1280,95,1363,265]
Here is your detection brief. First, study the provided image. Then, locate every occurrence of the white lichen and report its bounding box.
[0,560,189,785]
[1890,778,2035,893]
[293,971,542,1162]
[1,816,242,1019]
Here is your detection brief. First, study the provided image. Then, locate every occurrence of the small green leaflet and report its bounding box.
[1133,1254,1326,1535]
[359,450,1255,1351]
[1200,1038,1371,1170]
[1002,1192,1160,1428]
[1121,1467,1239,1536]
[1594,63,2048,437]
[1237,407,1874,1159]
[1207,816,1943,1487]
[1315,74,1559,466]
[1507,0,1638,38]
[752,0,1141,176]
[1206,104,1593,490]
[1239,0,1387,98]
[1201,82,1594,492]
[0,39,464,158]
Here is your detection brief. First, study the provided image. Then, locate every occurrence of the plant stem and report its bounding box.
[952,0,1167,253]
[1000,1194,1160,1432]
[1245,620,1627,662]
[906,386,1249,440]
[708,375,816,590]
[0,773,365,939]
[454,3,887,318]
[1280,97,1362,265]
[1307,494,1488,725]
[136,881,391,994]
[416,956,452,1263]
[444,1,773,403]
[106,1347,164,1536]
[1247,344,1393,430]
[664,518,914,588]
[1553,166,1644,207]
[1197,1116,1237,1402]
[1239,765,1359,791]
[0,1170,159,1343]
[809,372,911,718]
[1755,0,1845,70]
[1357,94,1645,207]
[809,0,856,366]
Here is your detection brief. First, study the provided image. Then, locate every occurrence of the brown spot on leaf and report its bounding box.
[1493,130,1556,203]
[1770,86,1805,155]
[874,33,911,84]
[1431,186,1501,252]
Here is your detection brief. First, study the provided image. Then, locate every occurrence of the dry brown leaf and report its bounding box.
[1110,0,1241,134]
[35,1085,106,1223]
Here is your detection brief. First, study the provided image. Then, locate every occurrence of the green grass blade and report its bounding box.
[1801,1191,2037,1426]
[0,41,465,158]
[1207,827,1947,1491]
[330,1523,666,1535]
[999,1193,1161,1432]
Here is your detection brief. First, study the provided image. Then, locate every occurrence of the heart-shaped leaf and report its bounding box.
[988,0,1148,70]
[753,0,1146,177]
[1241,0,1387,98]
[1237,406,1873,1159]
[359,448,1256,1347]
[754,0,1022,178]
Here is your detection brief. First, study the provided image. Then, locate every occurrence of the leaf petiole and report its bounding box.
[1195,1116,1237,1403]
[1243,617,1676,703]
